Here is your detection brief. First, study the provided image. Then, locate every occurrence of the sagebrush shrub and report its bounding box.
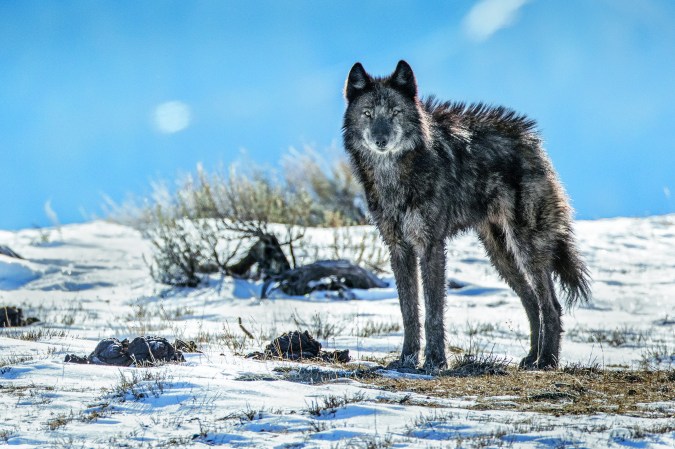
[107,148,383,287]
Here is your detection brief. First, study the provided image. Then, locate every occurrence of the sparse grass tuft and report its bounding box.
[561,362,603,376]
[624,422,675,438]
[274,365,379,384]
[588,325,648,347]
[239,403,264,422]
[158,304,194,321]
[567,325,650,348]
[406,410,458,434]
[292,312,346,341]
[47,411,75,431]
[108,369,169,402]
[355,319,401,338]
[305,392,366,417]
[217,319,271,355]
[79,402,112,423]
[0,354,36,374]
[465,321,499,337]
[443,351,510,377]
[119,300,200,335]
[640,342,675,369]
[0,429,16,443]
[2,328,70,341]
[336,434,394,449]
[323,226,389,273]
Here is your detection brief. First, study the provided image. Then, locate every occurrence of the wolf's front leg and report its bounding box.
[420,241,448,372]
[389,243,420,367]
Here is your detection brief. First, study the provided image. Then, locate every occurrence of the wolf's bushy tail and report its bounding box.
[553,235,591,308]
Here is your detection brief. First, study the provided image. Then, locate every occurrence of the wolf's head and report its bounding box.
[343,60,429,156]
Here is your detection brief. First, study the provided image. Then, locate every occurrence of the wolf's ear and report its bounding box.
[390,60,417,99]
[345,62,371,102]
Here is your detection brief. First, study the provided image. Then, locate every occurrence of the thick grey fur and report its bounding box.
[342,60,591,371]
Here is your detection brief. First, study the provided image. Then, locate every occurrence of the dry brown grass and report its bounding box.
[362,367,675,418]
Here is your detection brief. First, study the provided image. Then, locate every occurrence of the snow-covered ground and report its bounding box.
[0,216,674,448]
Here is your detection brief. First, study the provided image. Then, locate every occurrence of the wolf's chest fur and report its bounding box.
[367,152,439,252]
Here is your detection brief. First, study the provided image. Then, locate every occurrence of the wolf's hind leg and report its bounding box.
[390,243,421,367]
[530,270,563,368]
[478,223,543,368]
[420,240,448,371]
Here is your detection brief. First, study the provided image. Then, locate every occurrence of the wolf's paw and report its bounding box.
[518,354,538,370]
[422,355,447,374]
[386,353,419,373]
[519,354,558,370]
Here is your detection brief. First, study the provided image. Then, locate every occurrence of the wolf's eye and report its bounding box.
[363,109,372,118]
[392,109,401,116]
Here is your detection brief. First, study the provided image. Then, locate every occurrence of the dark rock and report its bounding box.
[266,330,322,359]
[257,330,350,363]
[322,349,351,364]
[0,306,40,327]
[262,259,387,298]
[65,336,185,366]
[0,306,23,327]
[127,336,184,364]
[64,354,89,364]
[89,338,132,366]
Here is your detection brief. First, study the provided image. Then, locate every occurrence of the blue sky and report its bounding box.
[1,0,674,230]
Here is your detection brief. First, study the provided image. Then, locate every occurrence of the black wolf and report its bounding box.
[342,60,590,371]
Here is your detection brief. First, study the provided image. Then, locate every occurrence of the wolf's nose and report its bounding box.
[375,138,387,148]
